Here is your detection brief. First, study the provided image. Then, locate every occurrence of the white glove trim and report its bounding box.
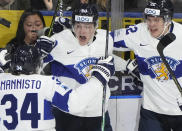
[126,59,138,72]
[0,49,9,66]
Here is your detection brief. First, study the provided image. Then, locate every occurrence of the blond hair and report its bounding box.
[96,0,106,9]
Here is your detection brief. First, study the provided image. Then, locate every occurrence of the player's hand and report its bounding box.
[0,49,11,66]
[35,36,57,57]
[53,17,71,33]
[90,56,115,86]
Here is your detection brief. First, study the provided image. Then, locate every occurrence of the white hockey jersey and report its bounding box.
[112,21,182,115]
[0,73,103,131]
[48,29,113,117]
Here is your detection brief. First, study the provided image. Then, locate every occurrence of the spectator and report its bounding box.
[15,0,53,10]
[62,0,107,11]
[62,0,87,11]
[8,9,45,45]
[92,0,110,11]
[31,0,53,10]
[1,9,46,72]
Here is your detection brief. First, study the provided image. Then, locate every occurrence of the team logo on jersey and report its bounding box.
[145,56,179,81]
[74,57,98,80]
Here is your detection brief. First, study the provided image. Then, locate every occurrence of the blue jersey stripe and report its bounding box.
[44,100,54,120]
[52,90,72,112]
[114,40,127,48]
[51,61,87,84]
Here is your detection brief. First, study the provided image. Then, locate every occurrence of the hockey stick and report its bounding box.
[105,1,109,59]
[47,0,63,37]
[157,32,182,96]
[101,0,110,131]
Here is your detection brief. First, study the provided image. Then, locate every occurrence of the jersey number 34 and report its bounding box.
[1,93,41,130]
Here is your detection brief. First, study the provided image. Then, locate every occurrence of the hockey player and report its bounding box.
[112,0,182,131]
[35,3,116,131]
[0,45,114,131]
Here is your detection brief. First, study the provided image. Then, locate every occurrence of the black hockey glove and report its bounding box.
[126,59,143,87]
[35,36,57,58]
[126,59,140,80]
[90,56,115,86]
[53,17,71,33]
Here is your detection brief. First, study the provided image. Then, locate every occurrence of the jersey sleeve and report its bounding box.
[111,24,142,52]
[50,76,104,115]
[67,77,104,115]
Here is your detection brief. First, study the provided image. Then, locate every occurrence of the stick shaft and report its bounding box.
[105,2,109,59]
[47,0,62,37]
[101,1,110,131]
[159,52,182,96]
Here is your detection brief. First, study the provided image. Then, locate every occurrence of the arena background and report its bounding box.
[1,10,182,131]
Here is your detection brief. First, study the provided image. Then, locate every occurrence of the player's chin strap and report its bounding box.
[157,21,171,40]
[87,33,97,46]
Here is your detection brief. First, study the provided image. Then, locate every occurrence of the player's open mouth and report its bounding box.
[150,28,158,33]
[79,36,87,41]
